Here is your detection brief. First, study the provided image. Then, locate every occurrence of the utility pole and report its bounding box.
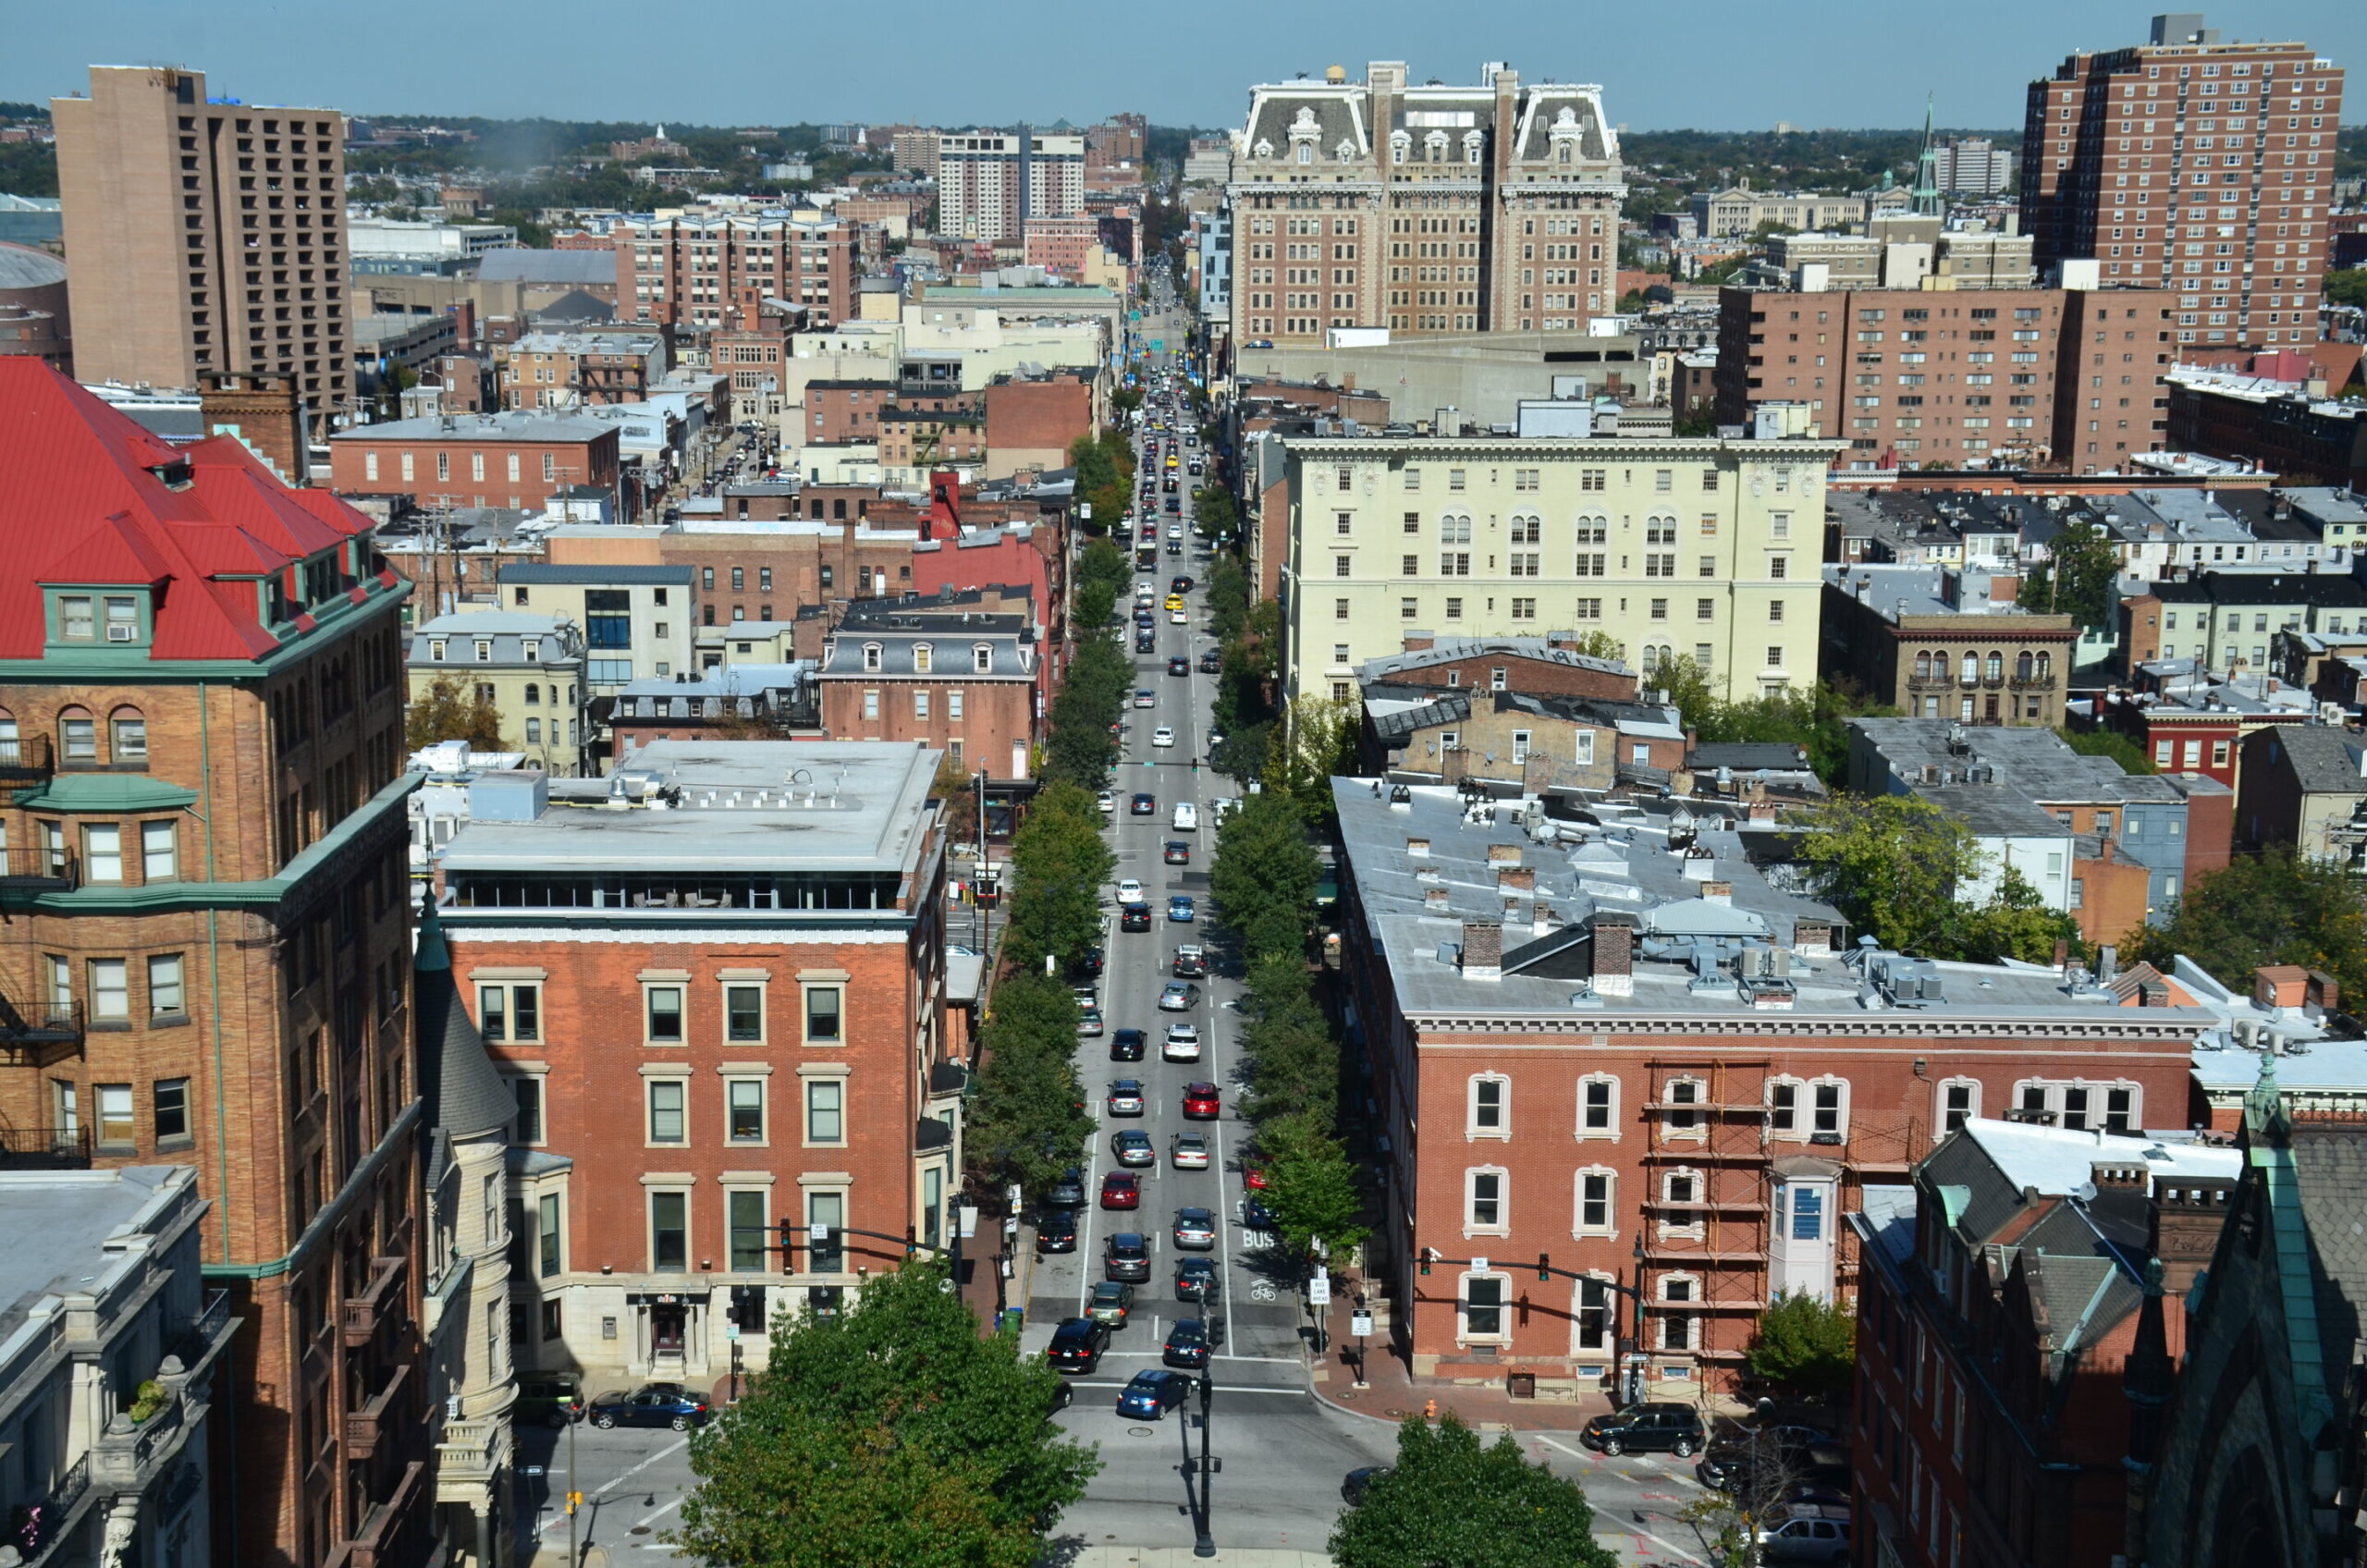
[974,767,990,953]
[565,1404,580,1566]
[1193,1372,1217,1558]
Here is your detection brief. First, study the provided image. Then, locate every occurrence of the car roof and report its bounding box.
[1113,1027,1144,1040]
[1104,1170,1136,1183]
[1092,1280,1128,1294]
[1052,1317,1097,1335]
[1177,1207,1214,1220]
[1185,1082,1219,1095]
[1110,1231,1146,1244]
[1178,1256,1215,1271]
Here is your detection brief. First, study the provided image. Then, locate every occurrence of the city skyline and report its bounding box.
[6,0,2364,132]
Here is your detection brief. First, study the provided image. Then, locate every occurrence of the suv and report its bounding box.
[1172,945,1208,978]
[1104,1231,1152,1281]
[1046,1167,1086,1208]
[1047,1317,1110,1373]
[1579,1403,1707,1458]
[516,1375,584,1428]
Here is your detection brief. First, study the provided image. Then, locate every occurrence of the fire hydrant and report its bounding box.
[1423,1398,1438,1422]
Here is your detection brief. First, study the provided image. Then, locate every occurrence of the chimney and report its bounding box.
[1699,880,1734,906]
[2097,944,2118,987]
[1405,836,1430,858]
[1794,920,1834,958]
[2148,1178,2237,1294]
[1588,910,1636,997]
[2253,964,2309,1011]
[1423,887,1452,913]
[1497,864,1537,891]
[201,373,312,486]
[1401,631,1436,653]
[1486,843,1522,866]
[1459,921,1503,980]
[2306,969,2341,1018]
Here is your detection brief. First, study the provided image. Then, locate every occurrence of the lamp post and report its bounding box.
[1193,1371,1217,1558]
[1627,1232,1648,1407]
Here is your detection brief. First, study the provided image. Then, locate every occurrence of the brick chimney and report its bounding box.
[2306,969,2341,1017]
[1588,910,1636,997]
[1401,631,1435,653]
[1487,843,1522,866]
[1423,887,1451,913]
[1699,880,1734,906]
[2253,964,2309,1011]
[201,372,311,486]
[1459,921,1502,980]
[1405,836,1430,858]
[2148,1177,2237,1294]
[1497,864,1537,891]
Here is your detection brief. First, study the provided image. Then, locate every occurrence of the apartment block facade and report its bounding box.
[1279,434,1843,705]
[1715,284,2178,472]
[0,361,425,1568]
[1226,63,1625,348]
[937,131,1085,244]
[329,412,623,513]
[54,66,352,436]
[616,215,854,334]
[2022,20,2345,349]
[498,331,666,410]
[436,741,956,1385]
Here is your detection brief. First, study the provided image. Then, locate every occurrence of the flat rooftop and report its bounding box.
[439,740,940,877]
[0,1167,182,1345]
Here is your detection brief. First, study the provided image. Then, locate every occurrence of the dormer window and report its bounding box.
[523,640,541,663]
[59,596,93,640]
[430,641,448,661]
[55,593,145,646]
[474,641,492,663]
[862,643,883,672]
[973,643,993,674]
[913,643,933,674]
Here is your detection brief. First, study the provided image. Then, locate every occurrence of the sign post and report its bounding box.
[1350,1308,1373,1390]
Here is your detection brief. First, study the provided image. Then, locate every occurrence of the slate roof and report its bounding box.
[413,904,516,1142]
[474,248,618,287]
[2262,724,2367,795]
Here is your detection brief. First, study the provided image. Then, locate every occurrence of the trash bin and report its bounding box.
[998,1307,1024,1334]
[1507,1371,1537,1400]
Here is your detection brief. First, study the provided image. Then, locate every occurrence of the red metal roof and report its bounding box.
[0,361,374,661]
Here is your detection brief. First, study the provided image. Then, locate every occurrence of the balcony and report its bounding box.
[0,731,55,785]
[0,997,82,1067]
[341,1250,409,1347]
[2008,672,2059,691]
[12,1452,93,1568]
[0,1124,91,1169]
[0,843,78,889]
[326,1460,427,1568]
[343,1358,411,1462]
[435,1417,503,1485]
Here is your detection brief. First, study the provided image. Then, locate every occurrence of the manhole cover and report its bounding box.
[1127,1426,1157,1438]
[630,1527,652,1537]
[1336,1389,1360,1400]
[1383,1408,1407,1418]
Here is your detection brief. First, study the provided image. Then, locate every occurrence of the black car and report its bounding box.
[1035,1208,1079,1253]
[1104,1231,1152,1281]
[1697,1428,1850,1494]
[1579,1402,1708,1458]
[1068,946,1104,979]
[1135,631,1157,654]
[1168,655,1190,676]
[1342,1466,1394,1507]
[1171,577,1196,593]
[1163,1318,1213,1369]
[1174,1256,1218,1301]
[516,1374,585,1428]
[1121,904,1152,932]
[1198,651,1222,672]
[1046,1166,1086,1207]
[1163,840,1191,865]
[588,1383,710,1431]
[1110,1027,1147,1061]
[1134,608,1155,628]
[1047,1317,1110,1374]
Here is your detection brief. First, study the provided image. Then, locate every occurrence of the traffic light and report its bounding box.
[779,1219,797,1271]
[1538,1253,1552,1281]
[566,1491,583,1515]
[1418,1247,1432,1277]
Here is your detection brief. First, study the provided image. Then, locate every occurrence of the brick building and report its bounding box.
[1821,564,2079,728]
[804,380,896,443]
[710,325,790,419]
[436,741,956,1383]
[498,330,665,410]
[880,406,986,484]
[1713,284,2178,472]
[2163,366,2367,493]
[1331,777,2214,1393]
[616,215,854,334]
[983,371,1096,478]
[0,361,426,1567]
[2023,17,2345,350]
[330,410,623,513]
[815,595,1041,782]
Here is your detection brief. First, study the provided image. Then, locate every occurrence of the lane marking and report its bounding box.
[1531,1435,1708,1567]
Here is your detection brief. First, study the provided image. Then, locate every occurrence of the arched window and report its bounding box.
[2015,652,2033,681]
[1556,141,1573,165]
[1464,130,1484,165]
[523,683,542,706]
[862,643,883,672]
[2035,652,2053,680]
[57,705,95,765]
[107,706,147,766]
[913,643,933,674]
[0,707,18,766]
[1914,653,1932,680]
[1297,142,1311,165]
[973,643,994,673]
[1959,652,1979,683]
[1985,652,2004,682]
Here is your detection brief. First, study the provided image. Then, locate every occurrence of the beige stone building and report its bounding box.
[54,66,351,435]
[1226,63,1624,349]
[1279,434,1843,704]
[407,613,592,776]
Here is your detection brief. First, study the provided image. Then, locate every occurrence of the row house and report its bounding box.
[815,595,1041,785]
[1821,564,2078,729]
[498,330,667,410]
[1331,777,2215,1394]
[329,411,623,516]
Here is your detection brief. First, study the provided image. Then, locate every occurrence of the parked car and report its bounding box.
[1182,1082,1220,1119]
[517,1375,585,1428]
[1341,1466,1394,1507]
[1130,793,1158,815]
[1171,1207,1217,1249]
[1100,1171,1141,1209]
[1111,1129,1157,1168]
[1035,1209,1079,1254]
[1047,1166,1086,1207]
[1047,1317,1110,1372]
[1110,1027,1147,1061]
[1106,1079,1146,1116]
[1069,945,1105,978]
[1757,1506,1853,1564]
[1199,650,1222,672]
[1097,790,1116,815]
[1162,1023,1202,1061]
[1104,1231,1152,1281]
[1086,1280,1134,1328]
[1159,982,1200,1011]
[1243,1196,1278,1231]
[1076,1005,1104,1037]
[1121,904,1152,932]
[1580,1403,1707,1458]
[1163,1318,1212,1369]
[1241,1162,1269,1191]
[1116,1369,1193,1420]
[1174,1257,1219,1301]
[1172,945,1208,977]
[1170,1132,1211,1170]
[588,1384,710,1431]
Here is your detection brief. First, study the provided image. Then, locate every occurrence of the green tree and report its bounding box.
[1256,1112,1367,1257]
[1554,629,1627,663]
[2057,725,2155,775]
[1205,556,1251,645]
[2126,849,2367,1006]
[1195,484,1242,542]
[1002,782,1114,970]
[963,971,1098,1203]
[1935,866,2084,966]
[404,675,505,751]
[1210,793,1321,968]
[1744,1290,1858,1403]
[1237,955,1336,1128]
[2017,515,2121,633]
[1265,692,1361,810]
[676,1260,1098,1568]
[1674,406,1721,437]
[2325,268,2367,312]
[932,752,978,846]
[1795,793,1980,953]
[1331,1413,1619,1568]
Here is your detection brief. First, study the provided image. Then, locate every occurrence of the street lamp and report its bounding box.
[1192,1371,1217,1558]
[1627,1232,1648,1407]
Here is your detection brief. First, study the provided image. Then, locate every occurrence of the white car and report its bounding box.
[1134,689,1157,708]
[1170,609,1187,625]
[1151,727,1176,748]
[1162,1023,1202,1060]
[1168,524,1184,540]
[1097,790,1116,815]
[1116,878,1145,904]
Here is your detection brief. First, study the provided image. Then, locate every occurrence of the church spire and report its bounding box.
[1911,96,1944,217]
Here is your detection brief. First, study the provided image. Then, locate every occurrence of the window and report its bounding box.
[650,1192,689,1272]
[538,1193,562,1277]
[728,1080,765,1142]
[806,1078,846,1145]
[1768,1078,1799,1133]
[148,954,185,1020]
[728,1190,768,1271]
[1577,1074,1618,1137]
[1462,1273,1506,1338]
[512,1077,545,1145]
[154,1077,190,1143]
[83,824,122,883]
[111,712,148,764]
[1576,1168,1615,1234]
[645,985,684,1044]
[1469,1074,1508,1137]
[59,595,93,640]
[1665,1077,1702,1133]
[1810,1079,1846,1138]
[1576,1277,1613,1351]
[1938,1079,1980,1133]
[726,984,765,1042]
[1789,1185,1824,1242]
[60,713,94,762]
[647,1080,687,1144]
[89,959,129,1023]
[806,1190,845,1273]
[1466,1167,1507,1232]
[804,984,843,1043]
[97,1083,135,1145]
[479,982,540,1042]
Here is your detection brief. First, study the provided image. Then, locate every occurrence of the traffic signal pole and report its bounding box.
[1417,1245,1650,1405]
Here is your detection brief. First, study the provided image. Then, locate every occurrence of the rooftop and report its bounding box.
[0,1167,190,1346]
[472,249,620,287]
[337,410,621,444]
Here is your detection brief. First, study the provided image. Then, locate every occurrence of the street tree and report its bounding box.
[963,973,1096,1204]
[932,752,978,847]
[2126,848,2367,1005]
[1210,792,1321,966]
[677,1259,1098,1568]
[1002,782,1112,970]
[1795,793,1980,953]
[404,675,505,751]
[1744,1290,1858,1402]
[1256,1112,1367,1258]
[1264,692,1361,809]
[2017,515,2122,633]
[1331,1413,1619,1568]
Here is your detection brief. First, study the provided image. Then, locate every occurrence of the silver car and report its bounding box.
[1159,983,1200,1012]
[1171,1207,1217,1250]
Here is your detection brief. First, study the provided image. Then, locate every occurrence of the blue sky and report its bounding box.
[7,0,2364,131]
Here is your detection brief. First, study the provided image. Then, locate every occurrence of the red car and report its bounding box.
[1100,1170,1141,1209]
[1182,1083,1220,1120]
[1242,1163,1269,1191]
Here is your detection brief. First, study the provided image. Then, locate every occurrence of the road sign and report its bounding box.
[1351,1309,1374,1337]
[1308,1274,1331,1306]
[725,1324,741,1341]
[1469,1256,1490,1273]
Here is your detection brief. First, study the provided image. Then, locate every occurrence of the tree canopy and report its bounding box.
[2017,515,2121,633]
[1745,1291,1858,1402]
[1001,781,1114,973]
[1331,1413,1618,1568]
[2126,849,2367,1006]
[404,675,504,752]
